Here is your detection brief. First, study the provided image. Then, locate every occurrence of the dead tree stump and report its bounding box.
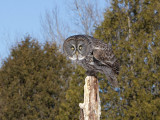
[79,76,101,120]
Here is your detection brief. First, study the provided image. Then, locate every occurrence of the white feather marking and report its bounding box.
[69,56,77,61]
[89,62,94,65]
[94,47,103,50]
[78,56,85,60]
[105,60,116,65]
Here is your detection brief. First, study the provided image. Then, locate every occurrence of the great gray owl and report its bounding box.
[63,35,119,87]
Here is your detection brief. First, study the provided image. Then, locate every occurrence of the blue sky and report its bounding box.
[0,0,109,62]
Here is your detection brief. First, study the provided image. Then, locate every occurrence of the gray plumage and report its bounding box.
[63,35,119,87]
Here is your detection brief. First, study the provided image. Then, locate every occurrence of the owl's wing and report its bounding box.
[92,45,119,87]
[92,44,119,75]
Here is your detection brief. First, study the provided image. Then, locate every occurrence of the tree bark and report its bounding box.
[79,76,101,120]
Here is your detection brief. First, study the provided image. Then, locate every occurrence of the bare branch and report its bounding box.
[40,7,70,47]
[68,0,106,35]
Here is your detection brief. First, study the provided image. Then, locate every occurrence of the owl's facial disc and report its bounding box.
[67,43,85,61]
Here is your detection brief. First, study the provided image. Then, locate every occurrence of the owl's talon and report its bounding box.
[86,71,97,77]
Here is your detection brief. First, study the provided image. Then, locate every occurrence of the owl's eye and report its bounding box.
[71,46,75,50]
[79,45,82,50]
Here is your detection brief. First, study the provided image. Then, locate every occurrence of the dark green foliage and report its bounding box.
[95,0,160,119]
[56,66,85,120]
[0,36,75,120]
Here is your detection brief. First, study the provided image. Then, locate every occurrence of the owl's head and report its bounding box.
[63,35,91,61]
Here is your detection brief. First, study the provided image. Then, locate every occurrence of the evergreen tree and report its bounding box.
[0,36,74,120]
[56,66,85,120]
[95,0,160,119]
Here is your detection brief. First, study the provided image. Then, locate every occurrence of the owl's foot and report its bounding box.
[86,71,97,77]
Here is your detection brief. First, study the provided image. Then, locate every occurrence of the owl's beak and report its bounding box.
[76,51,78,55]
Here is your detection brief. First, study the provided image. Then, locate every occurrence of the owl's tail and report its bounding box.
[104,71,118,87]
[107,76,118,87]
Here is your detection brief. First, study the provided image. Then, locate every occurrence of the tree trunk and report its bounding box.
[79,76,101,120]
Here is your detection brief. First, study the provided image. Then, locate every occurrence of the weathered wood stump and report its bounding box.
[79,76,101,120]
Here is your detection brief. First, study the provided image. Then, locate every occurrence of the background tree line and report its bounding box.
[0,0,160,119]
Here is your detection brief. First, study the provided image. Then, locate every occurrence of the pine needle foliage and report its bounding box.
[94,0,160,119]
[0,36,75,120]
